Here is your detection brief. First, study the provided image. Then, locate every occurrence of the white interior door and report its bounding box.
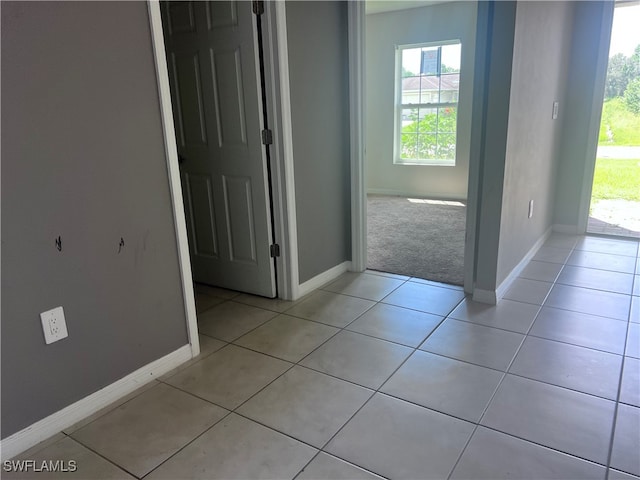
[161,1,276,297]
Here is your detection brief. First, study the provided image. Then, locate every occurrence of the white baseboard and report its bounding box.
[473,227,552,305]
[553,224,581,235]
[472,288,497,304]
[297,261,352,299]
[495,227,552,302]
[1,344,192,461]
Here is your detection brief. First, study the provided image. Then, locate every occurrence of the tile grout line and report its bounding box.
[156,369,352,469]
[19,241,634,478]
[309,294,467,476]
[139,410,235,479]
[291,450,390,480]
[603,316,634,480]
[273,283,467,477]
[150,274,423,478]
[446,323,530,478]
[494,240,636,479]
[531,238,638,478]
[197,237,636,479]
[449,247,574,479]
[62,434,142,479]
[225,276,421,452]
[532,302,631,323]
[462,422,612,470]
[80,245,640,478]
[203,258,632,478]
[524,330,627,356]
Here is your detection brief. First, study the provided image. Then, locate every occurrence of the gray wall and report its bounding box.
[286,1,351,283]
[365,2,477,200]
[496,1,574,284]
[554,1,614,230]
[1,1,188,438]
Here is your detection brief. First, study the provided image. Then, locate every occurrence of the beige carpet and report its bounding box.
[367,195,466,285]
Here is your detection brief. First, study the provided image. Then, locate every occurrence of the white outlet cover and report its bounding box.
[40,306,69,344]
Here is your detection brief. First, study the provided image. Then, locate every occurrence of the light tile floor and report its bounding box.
[7,234,640,480]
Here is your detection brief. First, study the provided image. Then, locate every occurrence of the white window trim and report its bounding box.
[393,40,461,167]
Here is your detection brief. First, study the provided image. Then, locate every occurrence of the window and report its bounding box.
[394,41,461,166]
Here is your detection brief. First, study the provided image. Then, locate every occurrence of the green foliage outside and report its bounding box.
[598,97,640,145]
[624,78,640,114]
[604,45,639,100]
[592,159,640,201]
[599,44,640,145]
[402,67,416,78]
[593,46,640,206]
[400,108,457,160]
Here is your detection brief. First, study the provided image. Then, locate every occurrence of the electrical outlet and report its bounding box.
[40,306,69,344]
[528,200,534,219]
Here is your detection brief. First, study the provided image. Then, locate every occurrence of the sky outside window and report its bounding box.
[401,43,461,76]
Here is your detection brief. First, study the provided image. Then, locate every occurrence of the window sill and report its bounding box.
[394,159,456,167]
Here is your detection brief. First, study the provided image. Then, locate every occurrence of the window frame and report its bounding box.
[393,40,461,167]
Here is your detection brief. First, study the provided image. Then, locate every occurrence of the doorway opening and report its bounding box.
[364,2,474,287]
[367,196,466,285]
[588,1,640,238]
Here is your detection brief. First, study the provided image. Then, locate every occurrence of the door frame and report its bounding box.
[578,2,616,235]
[148,1,199,356]
[147,0,301,357]
[348,1,367,272]
[347,2,477,294]
[261,0,300,300]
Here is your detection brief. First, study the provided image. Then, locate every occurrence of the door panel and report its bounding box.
[207,2,238,29]
[162,1,276,297]
[170,52,207,146]
[184,173,218,258]
[210,48,247,146]
[223,175,257,264]
[166,2,196,34]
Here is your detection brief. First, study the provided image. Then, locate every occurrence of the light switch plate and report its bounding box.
[552,101,559,120]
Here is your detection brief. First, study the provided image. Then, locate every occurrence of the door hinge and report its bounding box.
[252,0,264,15]
[270,244,280,258]
[261,129,273,145]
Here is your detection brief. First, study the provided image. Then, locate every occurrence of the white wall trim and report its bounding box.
[349,1,367,273]
[271,1,300,301]
[576,2,615,234]
[472,227,551,304]
[1,345,192,461]
[463,0,487,296]
[494,227,552,301]
[260,1,296,301]
[472,288,497,304]
[147,1,199,356]
[298,261,352,298]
